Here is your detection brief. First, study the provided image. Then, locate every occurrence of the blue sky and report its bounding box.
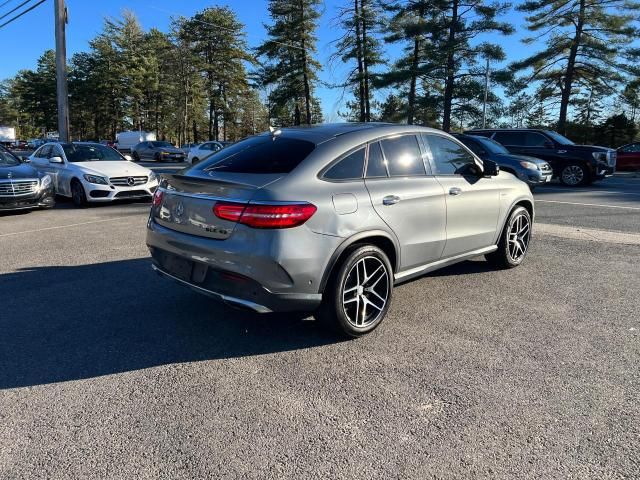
[0,0,530,121]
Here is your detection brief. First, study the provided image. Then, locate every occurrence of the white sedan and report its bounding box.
[186,141,224,165]
[29,142,159,207]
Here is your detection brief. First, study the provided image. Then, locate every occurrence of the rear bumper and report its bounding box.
[146,218,335,312]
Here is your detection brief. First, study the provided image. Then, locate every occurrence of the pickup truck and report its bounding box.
[466,128,616,186]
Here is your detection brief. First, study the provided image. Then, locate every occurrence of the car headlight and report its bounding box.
[40,174,52,189]
[83,174,108,185]
[148,171,158,183]
[592,152,606,161]
[519,161,539,170]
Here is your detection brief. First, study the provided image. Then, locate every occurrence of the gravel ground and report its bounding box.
[1,178,639,479]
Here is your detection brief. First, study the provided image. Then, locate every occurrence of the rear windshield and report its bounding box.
[201,136,315,174]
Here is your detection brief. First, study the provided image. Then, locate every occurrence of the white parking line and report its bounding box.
[536,223,640,245]
[537,187,640,196]
[0,216,132,238]
[536,200,640,210]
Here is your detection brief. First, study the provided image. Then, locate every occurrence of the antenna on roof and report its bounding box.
[269,126,282,139]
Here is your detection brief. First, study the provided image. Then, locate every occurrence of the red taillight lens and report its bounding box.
[152,189,163,207]
[213,202,317,229]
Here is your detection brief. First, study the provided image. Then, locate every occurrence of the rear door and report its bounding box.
[364,135,446,270]
[422,134,501,257]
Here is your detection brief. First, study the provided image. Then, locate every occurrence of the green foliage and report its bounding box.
[258,0,323,126]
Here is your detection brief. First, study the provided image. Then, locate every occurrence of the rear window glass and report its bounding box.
[201,136,315,174]
[324,148,365,180]
[380,135,425,176]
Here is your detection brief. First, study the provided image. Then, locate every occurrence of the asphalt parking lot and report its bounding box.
[1,173,639,479]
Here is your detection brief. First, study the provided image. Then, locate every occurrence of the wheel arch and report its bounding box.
[318,230,399,293]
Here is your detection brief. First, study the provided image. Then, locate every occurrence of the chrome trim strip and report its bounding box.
[394,245,499,282]
[151,264,272,313]
[162,188,308,205]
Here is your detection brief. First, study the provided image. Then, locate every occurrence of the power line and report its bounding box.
[0,0,46,29]
[0,0,35,20]
[0,0,15,10]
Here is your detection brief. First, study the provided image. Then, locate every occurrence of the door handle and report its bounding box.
[449,187,462,196]
[382,195,400,206]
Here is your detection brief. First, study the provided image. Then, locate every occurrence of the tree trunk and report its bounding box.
[362,0,371,121]
[442,0,458,132]
[300,1,312,125]
[354,0,366,122]
[407,4,424,125]
[558,0,585,135]
[294,102,301,125]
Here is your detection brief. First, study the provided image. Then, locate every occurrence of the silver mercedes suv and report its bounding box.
[146,123,534,337]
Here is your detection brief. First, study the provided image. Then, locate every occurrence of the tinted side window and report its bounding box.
[493,131,526,146]
[461,139,485,156]
[37,145,52,158]
[524,132,548,147]
[324,148,365,180]
[380,135,425,176]
[366,142,388,178]
[424,135,475,175]
[201,136,315,174]
[622,143,640,153]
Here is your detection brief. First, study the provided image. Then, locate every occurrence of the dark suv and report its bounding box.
[466,129,615,186]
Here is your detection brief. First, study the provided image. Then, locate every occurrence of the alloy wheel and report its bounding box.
[341,256,390,328]
[561,165,584,186]
[507,213,531,262]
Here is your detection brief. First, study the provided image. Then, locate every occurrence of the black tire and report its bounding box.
[154,152,162,162]
[559,163,590,186]
[132,151,140,162]
[315,245,393,338]
[70,180,87,208]
[192,157,199,165]
[485,206,532,269]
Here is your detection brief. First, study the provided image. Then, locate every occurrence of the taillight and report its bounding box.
[152,189,163,206]
[213,201,317,229]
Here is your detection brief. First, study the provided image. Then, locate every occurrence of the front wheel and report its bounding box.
[486,206,532,269]
[315,245,393,338]
[70,180,87,208]
[560,163,589,186]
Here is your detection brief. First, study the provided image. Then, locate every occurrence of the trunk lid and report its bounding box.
[153,171,282,240]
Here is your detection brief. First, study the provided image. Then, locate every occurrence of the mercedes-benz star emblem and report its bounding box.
[127,177,135,186]
[174,202,184,217]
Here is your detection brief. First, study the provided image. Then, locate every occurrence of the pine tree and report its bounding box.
[258,0,323,126]
[511,0,640,134]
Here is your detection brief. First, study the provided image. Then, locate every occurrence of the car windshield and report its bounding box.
[472,136,510,154]
[201,135,315,174]
[0,147,20,166]
[545,131,575,145]
[62,143,124,162]
[151,141,173,148]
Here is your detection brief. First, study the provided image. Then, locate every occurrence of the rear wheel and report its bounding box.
[486,206,531,269]
[560,163,589,186]
[70,180,87,208]
[315,245,393,338]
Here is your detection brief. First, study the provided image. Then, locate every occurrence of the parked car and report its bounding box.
[615,142,640,170]
[453,134,552,190]
[186,141,224,164]
[12,140,28,150]
[115,130,156,152]
[27,138,46,149]
[180,143,200,154]
[147,123,534,337]
[100,139,116,148]
[467,128,616,186]
[132,141,186,162]
[29,142,159,207]
[0,145,55,211]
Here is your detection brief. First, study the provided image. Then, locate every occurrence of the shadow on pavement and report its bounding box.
[0,258,339,390]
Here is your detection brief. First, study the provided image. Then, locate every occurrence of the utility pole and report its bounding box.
[482,58,490,129]
[54,0,69,142]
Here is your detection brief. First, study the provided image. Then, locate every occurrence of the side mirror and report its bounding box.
[49,156,63,164]
[124,154,133,161]
[483,159,500,177]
